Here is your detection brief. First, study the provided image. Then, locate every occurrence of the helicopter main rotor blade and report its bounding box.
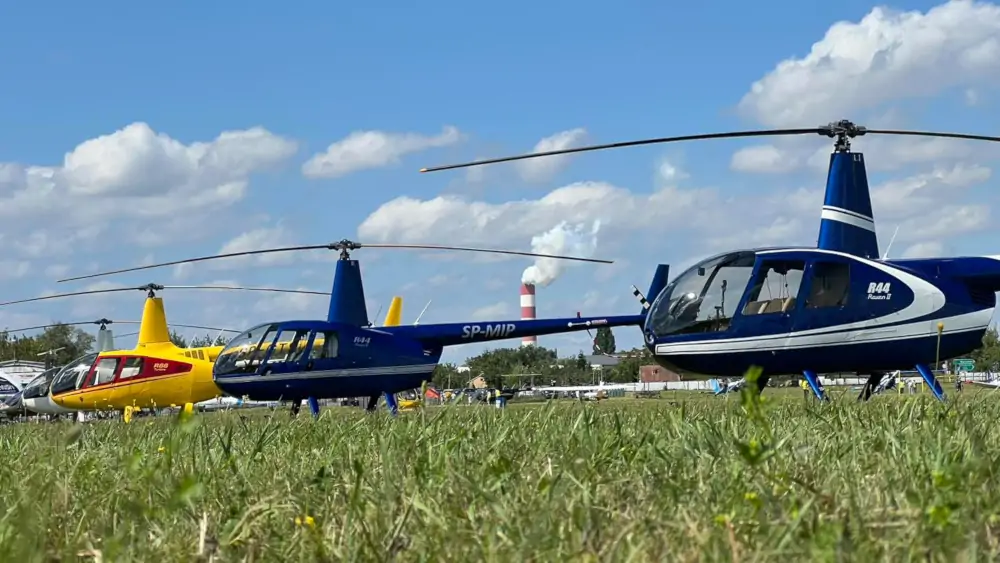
[57,245,334,282]
[57,241,614,283]
[168,323,241,333]
[0,287,146,307]
[419,127,822,173]
[2,319,143,333]
[357,243,613,263]
[162,285,331,296]
[419,123,1000,173]
[0,284,332,306]
[863,129,1000,143]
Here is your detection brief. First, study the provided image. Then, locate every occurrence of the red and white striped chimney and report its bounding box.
[520,283,537,346]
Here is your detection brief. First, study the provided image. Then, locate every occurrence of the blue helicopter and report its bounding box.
[56,243,646,416]
[419,120,1000,403]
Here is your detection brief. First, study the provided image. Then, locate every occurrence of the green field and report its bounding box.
[3,387,1000,561]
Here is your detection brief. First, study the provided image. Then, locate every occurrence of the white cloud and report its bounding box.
[0,123,298,256]
[357,162,719,251]
[470,302,512,321]
[739,0,1000,127]
[730,145,800,173]
[0,261,31,280]
[515,128,587,183]
[901,241,945,258]
[302,126,462,179]
[871,164,991,218]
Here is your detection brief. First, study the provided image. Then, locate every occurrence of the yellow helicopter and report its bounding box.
[0,283,353,413]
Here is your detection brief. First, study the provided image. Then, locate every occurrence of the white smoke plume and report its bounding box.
[521,220,601,287]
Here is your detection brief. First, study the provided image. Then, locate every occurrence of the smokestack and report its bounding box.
[520,283,537,346]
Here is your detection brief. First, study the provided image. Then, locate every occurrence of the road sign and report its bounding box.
[954,358,976,373]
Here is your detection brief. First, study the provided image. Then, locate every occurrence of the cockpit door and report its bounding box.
[735,257,806,349]
[259,328,313,375]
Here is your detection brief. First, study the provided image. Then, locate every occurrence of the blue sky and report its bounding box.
[0,0,998,364]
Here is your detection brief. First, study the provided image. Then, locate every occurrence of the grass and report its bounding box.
[3,383,1000,561]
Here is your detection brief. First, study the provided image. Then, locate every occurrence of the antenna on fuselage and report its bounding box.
[882,225,900,260]
[414,300,432,325]
[53,240,617,329]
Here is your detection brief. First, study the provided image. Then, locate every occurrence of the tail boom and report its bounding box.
[381,314,645,348]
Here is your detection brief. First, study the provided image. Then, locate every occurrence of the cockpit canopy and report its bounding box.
[50,352,99,396]
[215,323,340,377]
[646,251,757,338]
[22,366,61,399]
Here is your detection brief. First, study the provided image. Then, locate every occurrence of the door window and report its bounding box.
[742,260,806,315]
[268,329,312,363]
[805,262,851,308]
[118,357,144,379]
[309,331,339,359]
[90,358,120,387]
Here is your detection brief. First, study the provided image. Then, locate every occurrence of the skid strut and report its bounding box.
[914,364,946,402]
[802,370,829,401]
[857,372,885,402]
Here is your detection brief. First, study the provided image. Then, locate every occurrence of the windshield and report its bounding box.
[0,376,18,397]
[22,367,60,399]
[2,391,21,408]
[50,352,99,396]
[214,324,280,377]
[646,251,757,338]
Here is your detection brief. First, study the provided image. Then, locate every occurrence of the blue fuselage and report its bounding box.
[642,248,998,377]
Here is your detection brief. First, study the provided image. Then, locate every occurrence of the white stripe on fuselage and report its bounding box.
[655,310,991,354]
[654,248,974,355]
[216,363,436,385]
[821,206,875,232]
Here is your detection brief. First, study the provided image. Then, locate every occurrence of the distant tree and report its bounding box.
[0,323,96,365]
[431,363,461,389]
[575,352,589,371]
[169,330,188,348]
[969,327,1000,372]
[593,327,616,355]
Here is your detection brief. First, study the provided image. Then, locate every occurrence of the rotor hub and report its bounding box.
[94,318,113,328]
[138,283,165,297]
[329,239,362,260]
[819,120,868,152]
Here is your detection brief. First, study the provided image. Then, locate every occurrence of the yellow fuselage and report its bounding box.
[51,343,225,411]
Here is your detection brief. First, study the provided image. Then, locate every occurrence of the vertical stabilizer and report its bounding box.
[384,297,403,327]
[644,264,670,314]
[328,259,370,326]
[817,151,879,258]
[137,297,171,347]
[96,328,115,352]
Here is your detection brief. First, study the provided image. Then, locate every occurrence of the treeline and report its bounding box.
[429,327,652,389]
[0,324,231,366]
